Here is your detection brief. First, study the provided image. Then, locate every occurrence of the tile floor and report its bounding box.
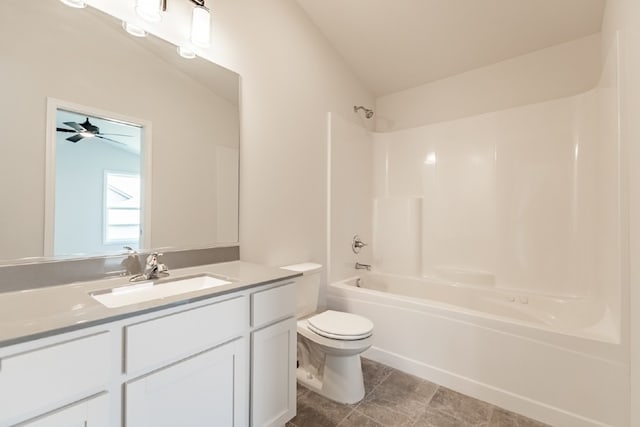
[287,358,549,427]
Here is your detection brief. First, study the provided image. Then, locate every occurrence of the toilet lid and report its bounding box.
[307,310,373,340]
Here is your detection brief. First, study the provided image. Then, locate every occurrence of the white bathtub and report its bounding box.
[327,273,627,427]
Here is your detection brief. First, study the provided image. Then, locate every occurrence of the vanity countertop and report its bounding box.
[0,261,300,348]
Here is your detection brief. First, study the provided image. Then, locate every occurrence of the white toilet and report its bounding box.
[281,263,374,404]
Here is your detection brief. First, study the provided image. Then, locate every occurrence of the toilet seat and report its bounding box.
[307,310,373,341]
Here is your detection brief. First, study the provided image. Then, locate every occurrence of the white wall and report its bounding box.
[375,34,601,131]
[218,2,375,276]
[601,1,640,425]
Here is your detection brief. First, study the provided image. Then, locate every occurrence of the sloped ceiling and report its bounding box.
[296,0,606,96]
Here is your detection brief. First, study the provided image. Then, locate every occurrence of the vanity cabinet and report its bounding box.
[0,277,297,427]
[250,283,297,427]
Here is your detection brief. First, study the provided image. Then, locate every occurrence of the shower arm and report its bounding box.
[353,105,374,119]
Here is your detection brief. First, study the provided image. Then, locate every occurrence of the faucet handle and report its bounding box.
[352,235,368,254]
[146,252,162,265]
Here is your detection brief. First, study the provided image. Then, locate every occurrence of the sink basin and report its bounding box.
[90,275,232,308]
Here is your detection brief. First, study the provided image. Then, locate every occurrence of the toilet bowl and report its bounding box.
[297,310,373,403]
[281,263,374,404]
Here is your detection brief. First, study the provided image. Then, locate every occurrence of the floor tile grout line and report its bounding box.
[335,406,357,426]
[362,365,395,399]
[486,405,496,425]
[351,408,386,427]
[409,385,441,427]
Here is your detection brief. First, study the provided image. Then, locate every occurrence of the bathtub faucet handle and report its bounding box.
[352,235,368,254]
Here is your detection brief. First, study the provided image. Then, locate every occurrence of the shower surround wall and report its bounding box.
[372,90,615,304]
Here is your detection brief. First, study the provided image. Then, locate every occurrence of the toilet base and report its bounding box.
[296,354,365,404]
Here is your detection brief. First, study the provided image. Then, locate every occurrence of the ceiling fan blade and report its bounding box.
[56,128,76,133]
[66,134,85,143]
[63,121,86,132]
[96,135,126,145]
[98,133,134,137]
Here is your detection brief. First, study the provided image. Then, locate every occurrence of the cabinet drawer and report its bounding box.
[251,282,295,328]
[0,332,111,425]
[18,393,109,427]
[125,296,247,375]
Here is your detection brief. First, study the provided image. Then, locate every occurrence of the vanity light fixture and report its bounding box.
[135,0,166,22]
[190,1,211,48]
[128,0,212,56]
[59,0,87,8]
[122,21,147,38]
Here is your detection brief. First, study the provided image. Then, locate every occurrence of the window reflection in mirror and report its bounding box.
[47,104,149,257]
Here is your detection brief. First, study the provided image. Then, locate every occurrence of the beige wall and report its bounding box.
[214,1,375,274]
[375,34,601,131]
[601,0,640,425]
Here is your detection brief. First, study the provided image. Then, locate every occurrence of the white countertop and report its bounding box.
[0,261,300,347]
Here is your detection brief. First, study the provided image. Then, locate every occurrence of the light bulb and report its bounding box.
[190,5,211,48]
[177,45,196,59]
[135,0,163,22]
[122,22,147,38]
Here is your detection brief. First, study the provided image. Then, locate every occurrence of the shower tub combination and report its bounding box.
[327,272,627,427]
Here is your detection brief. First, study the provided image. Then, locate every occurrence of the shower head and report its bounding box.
[354,105,374,119]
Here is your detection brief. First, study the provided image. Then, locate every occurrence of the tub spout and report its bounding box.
[355,262,371,271]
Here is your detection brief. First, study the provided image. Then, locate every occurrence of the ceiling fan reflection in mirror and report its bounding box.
[56,117,132,144]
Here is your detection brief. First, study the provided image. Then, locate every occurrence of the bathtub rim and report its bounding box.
[329,274,621,348]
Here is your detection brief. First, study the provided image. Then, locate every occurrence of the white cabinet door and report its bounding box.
[19,393,109,427]
[251,317,297,427]
[125,338,247,427]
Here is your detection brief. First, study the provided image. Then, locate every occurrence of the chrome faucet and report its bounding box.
[355,262,371,271]
[130,252,169,281]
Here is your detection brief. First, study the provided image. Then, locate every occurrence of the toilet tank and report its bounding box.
[280,263,323,318]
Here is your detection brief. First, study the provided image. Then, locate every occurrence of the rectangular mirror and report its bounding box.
[0,0,240,263]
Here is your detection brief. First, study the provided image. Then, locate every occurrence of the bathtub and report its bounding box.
[327,272,627,427]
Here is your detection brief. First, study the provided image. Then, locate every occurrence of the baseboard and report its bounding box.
[364,346,614,427]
